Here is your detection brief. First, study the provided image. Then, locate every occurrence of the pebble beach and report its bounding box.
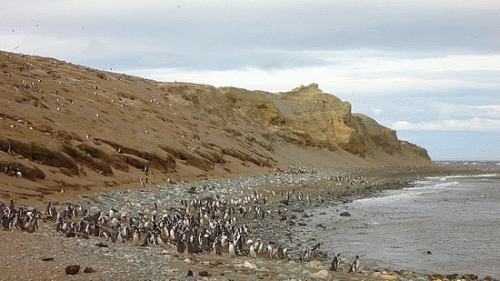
[1,165,496,281]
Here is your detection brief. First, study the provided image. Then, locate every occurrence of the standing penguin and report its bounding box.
[330,253,341,271]
[249,243,257,258]
[214,239,222,256]
[348,255,360,273]
[228,241,236,257]
[132,229,140,246]
[177,238,185,253]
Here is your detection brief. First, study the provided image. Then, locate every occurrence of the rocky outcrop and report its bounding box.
[192,83,430,160]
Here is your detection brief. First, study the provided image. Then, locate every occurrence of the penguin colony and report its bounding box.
[1,168,363,272]
[1,192,290,260]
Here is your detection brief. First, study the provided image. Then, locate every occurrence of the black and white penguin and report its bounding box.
[132,229,140,246]
[1,208,10,230]
[214,239,222,256]
[312,242,322,251]
[300,248,311,261]
[187,237,194,254]
[177,238,185,253]
[249,243,257,258]
[228,241,236,257]
[330,253,341,271]
[9,199,15,213]
[348,255,360,273]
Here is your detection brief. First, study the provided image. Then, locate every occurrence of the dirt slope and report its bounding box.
[0,51,431,207]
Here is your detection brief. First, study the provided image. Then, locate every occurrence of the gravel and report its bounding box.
[1,167,493,281]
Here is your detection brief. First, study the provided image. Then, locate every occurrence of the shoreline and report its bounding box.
[1,165,497,280]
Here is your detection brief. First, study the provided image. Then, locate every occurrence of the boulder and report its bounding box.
[65,265,80,275]
[340,211,351,217]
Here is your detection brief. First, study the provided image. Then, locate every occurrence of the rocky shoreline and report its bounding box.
[1,166,497,280]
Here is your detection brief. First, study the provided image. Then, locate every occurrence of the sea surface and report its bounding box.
[297,161,500,278]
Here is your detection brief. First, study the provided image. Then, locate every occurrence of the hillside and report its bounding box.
[0,51,431,206]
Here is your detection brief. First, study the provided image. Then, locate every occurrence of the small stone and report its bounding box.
[244,260,258,270]
[380,274,397,280]
[41,257,54,261]
[308,260,323,268]
[65,265,80,275]
[311,270,330,280]
[287,261,298,268]
[430,274,446,281]
[198,271,210,277]
[83,267,95,273]
[302,269,311,276]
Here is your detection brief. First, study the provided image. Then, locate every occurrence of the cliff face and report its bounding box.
[203,83,430,160]
[0,51,430,205]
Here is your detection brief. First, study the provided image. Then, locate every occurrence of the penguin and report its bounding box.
[140,232,151,247]
[45,201,52,217]
[312,242,322,251]
[277,246,286,259]
[9,199,15,212]
[228,241,236,257]
[157,235,166,248]
[214,239,222,256]
[330,253,341,271]
[1,210,10,230]
[348,255,360,273]
[249,243,257,258]
[177,238,185,253]
[300,248,311,261]
[93,221,100,237]
[258,241,265,254]
[187,237,194,254]
[116,230,124,243]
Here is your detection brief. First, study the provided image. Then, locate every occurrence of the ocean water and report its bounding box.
[296,163,500,278]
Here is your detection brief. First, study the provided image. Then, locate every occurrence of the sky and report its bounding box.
[2,0,500,160]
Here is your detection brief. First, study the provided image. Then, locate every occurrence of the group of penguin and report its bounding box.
[330,253,361,273]
[1,182,362,273]
[1,199,40,233]
[1,190,291,260]
[297,243,360,273]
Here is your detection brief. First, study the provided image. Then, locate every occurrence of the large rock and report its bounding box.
[65,265,80,275]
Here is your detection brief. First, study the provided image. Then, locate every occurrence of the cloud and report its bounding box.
[392,118,500,131]
[127,52,500,94]
[371,108,385,115]
[428,102,500,119]
[3,1,500,72]
[472,105,500,118]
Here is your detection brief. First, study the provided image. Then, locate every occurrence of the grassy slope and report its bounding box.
[0,51,433,207]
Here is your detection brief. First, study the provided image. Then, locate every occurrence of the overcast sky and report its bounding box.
[2,0,499,160]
